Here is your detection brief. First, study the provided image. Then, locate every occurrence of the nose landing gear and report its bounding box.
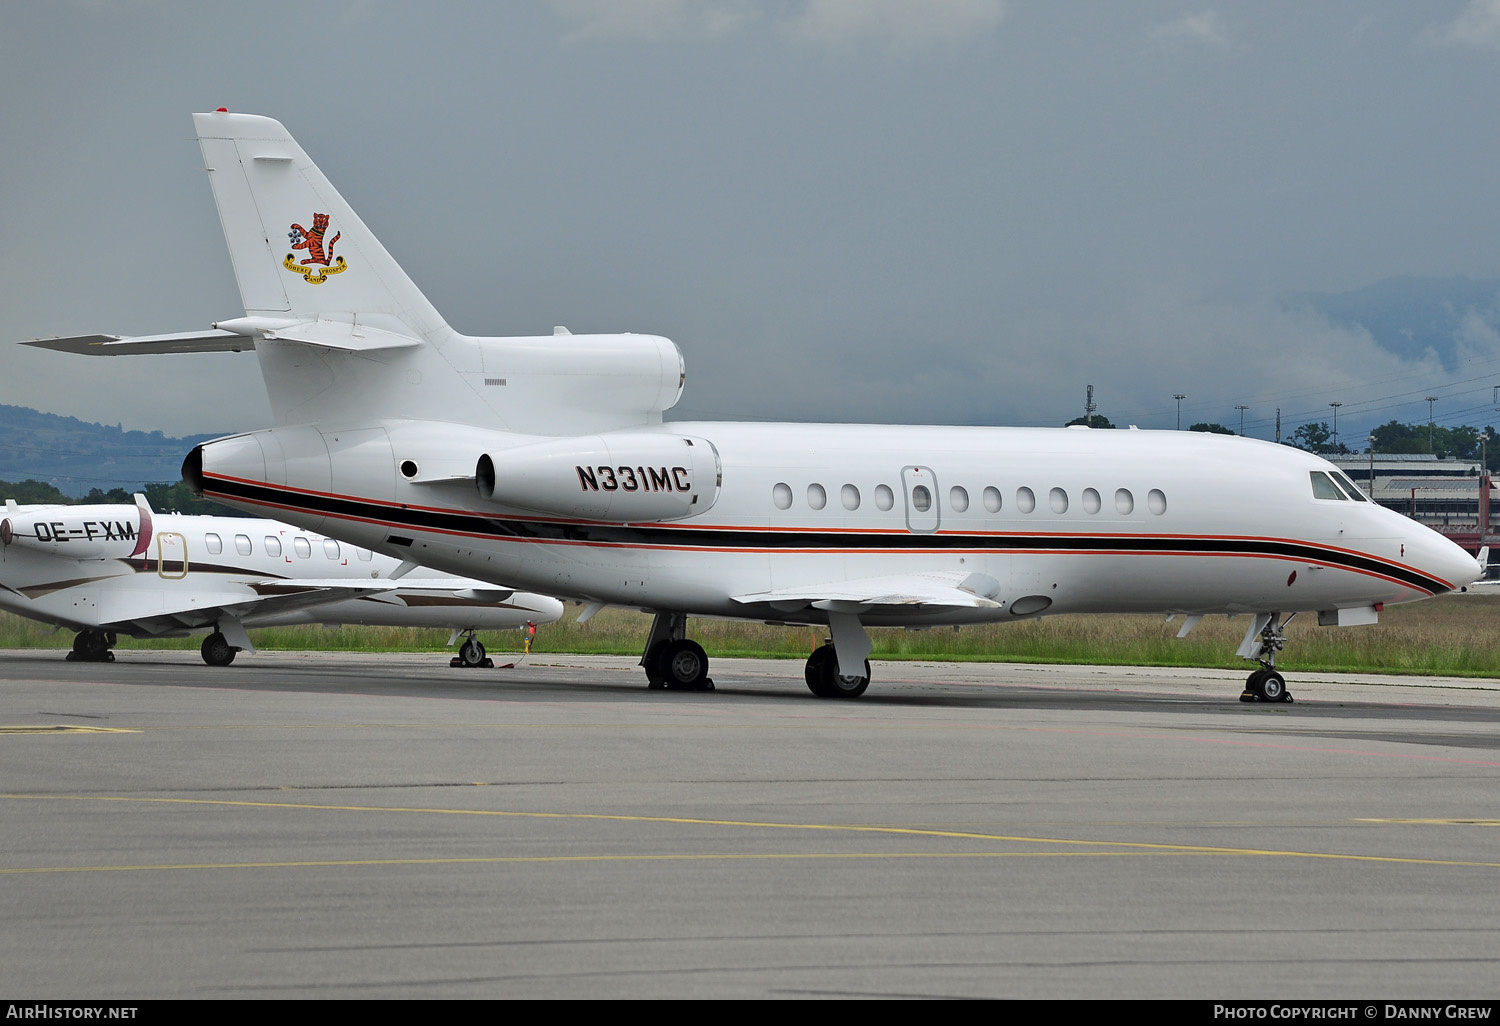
[1240,612,1295,704]
[66,629,116,663]
[450,628,494,668]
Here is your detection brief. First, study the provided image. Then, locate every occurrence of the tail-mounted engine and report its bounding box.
[477,432,721,523]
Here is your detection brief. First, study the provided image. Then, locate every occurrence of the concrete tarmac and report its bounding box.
[1,649,1498,999]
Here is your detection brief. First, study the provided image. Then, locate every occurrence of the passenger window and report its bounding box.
[874,484,895,511]
[911,485,932,512]
[324,538,341,559]
[1115,488,1134,514]
[234,534,252,556]
[841,484,860,510]
[1082,488,1102,514]
[1309,472,1346,500]
[1148,489,1168,515]
[356,547,373,561]
[1049,487,1068,514]
[204,533,222,555]
[1016,487,1036,514]
[807,483,827,510]
[772,482,793,510]
[983,486,1001,513]
[293,537,312,559]
[949,486,969,512]
[264,536,282,557]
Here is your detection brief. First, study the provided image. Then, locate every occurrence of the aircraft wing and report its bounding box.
[731,571,1004,615]
[93,579,504,637]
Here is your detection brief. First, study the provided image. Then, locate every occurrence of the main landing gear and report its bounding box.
[66,629,115,663]
[638,611,875,699]
[805,643,870,699]
[641,612,713,690]
[200,631,238,667]
[1240,612,1295,704]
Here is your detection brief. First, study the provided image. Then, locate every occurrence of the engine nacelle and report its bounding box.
[477,433,721,522]
[0,504,151,559]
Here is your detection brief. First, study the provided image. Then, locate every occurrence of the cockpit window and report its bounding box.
[1332,472,1369,502]
[1310,471,1346,500]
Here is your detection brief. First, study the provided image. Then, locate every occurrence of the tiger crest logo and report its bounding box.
[284,213,347,284]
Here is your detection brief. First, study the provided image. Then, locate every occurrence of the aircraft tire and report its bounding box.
[660,639,709,690]
[1242,669,1267,701]
[806,647,870,699]
[458,639,487,668]
[201,632,237,667]
[73,630,111,662]
[825,660,872,699]
[805,647,835,697]
[1259,670,1288,703]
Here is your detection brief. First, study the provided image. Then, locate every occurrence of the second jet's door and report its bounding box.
[157,532,188,579]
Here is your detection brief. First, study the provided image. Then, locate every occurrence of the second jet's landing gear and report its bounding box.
[200,631,238,667]
[641,612,713,690]
[67,629,115,663]
[805,643,870,699]
[450,629,494,669]
[1239,612,1294,704]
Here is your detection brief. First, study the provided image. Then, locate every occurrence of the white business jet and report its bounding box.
[25,112,1482,702]
[0,495,562,666]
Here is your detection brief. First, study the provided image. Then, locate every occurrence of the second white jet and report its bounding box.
[0,495,563,666]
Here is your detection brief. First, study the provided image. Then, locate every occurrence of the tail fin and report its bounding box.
[193,111,448,341]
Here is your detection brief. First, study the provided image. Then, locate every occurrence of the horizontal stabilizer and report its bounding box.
[732,570,1004,614]
[23,319,421,357]
[23,331,252,356]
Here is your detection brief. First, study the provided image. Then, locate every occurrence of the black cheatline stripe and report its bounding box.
[204,476,1450,595]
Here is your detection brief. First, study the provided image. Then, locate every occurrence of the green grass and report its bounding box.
[5,592,1498,677]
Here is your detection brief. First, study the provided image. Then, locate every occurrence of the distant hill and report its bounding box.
[1290,276,1500,371]
[0,403,224,498]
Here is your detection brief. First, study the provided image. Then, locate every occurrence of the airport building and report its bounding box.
[1329,453,1496,569]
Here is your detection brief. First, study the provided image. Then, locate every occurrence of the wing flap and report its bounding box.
[732,571,1004,614]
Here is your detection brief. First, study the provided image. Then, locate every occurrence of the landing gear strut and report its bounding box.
[1240,612,1294,704]
[641,612,712,690]
[66,629,115,663]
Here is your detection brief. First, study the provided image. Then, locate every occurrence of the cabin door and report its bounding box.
[901,466,940,533]
[157,532,188,580]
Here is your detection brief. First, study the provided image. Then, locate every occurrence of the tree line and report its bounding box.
[1287,420,1498,470]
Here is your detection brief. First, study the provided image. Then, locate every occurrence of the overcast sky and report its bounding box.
[5,0,1500,445]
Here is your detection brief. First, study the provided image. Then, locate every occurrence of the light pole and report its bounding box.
[1329,401,1342,450]
[1173,394,1186,431]
[1368,434,1376,499]
[1425,396,1438,451]
[1235,404,1249,436]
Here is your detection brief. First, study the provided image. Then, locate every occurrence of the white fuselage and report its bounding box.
[192,417,1477,628]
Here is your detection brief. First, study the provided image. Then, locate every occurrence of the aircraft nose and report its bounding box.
[1421,531,1483,593]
